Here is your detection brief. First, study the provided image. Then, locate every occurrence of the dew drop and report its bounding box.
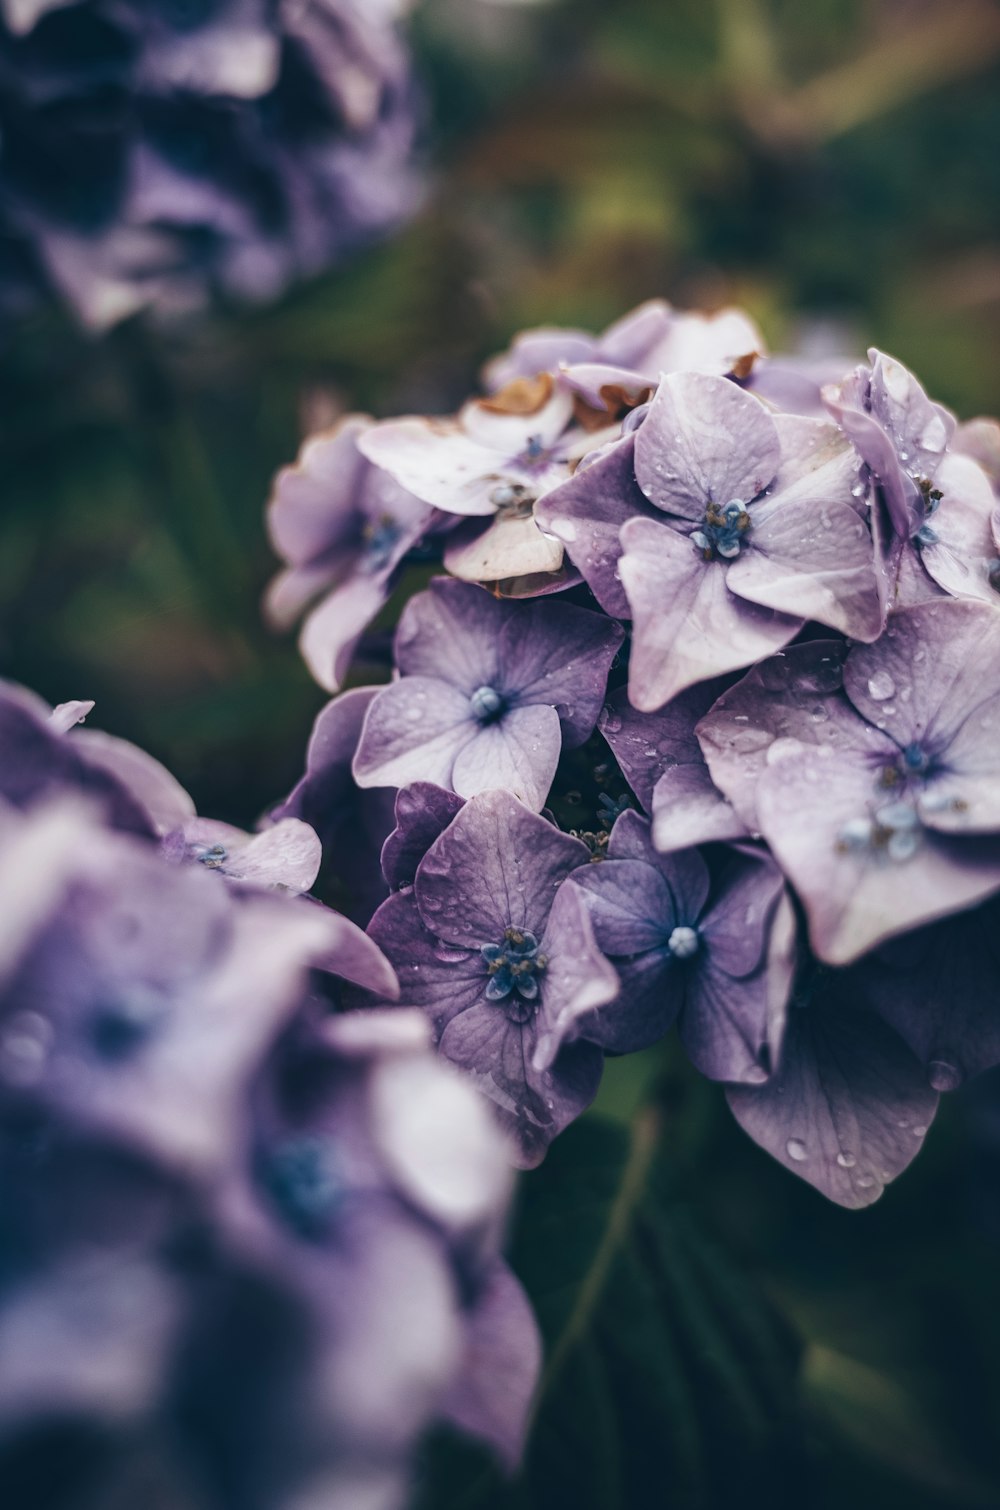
[912,1125,928,1138]
[928,1058,962,1092]
[786,1137,808,1162]
[866,670,896,702]
[836,1151,857,1169]
[856,1173,877,1189]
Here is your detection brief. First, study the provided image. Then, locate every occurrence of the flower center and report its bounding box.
[194,842,228,869]
[470,685,506,723]
[691,499,751,561]
[989,559,1000,594]
[481,927,547,1016]
[489,481,535,518]
[90,994,164,1060]
[667,925,700,959]
[261,1135,341,1241]
[836,800,921,863]
[361,514,403,572]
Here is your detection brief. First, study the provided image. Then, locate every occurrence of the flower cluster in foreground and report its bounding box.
[0,0,420,327]
[269,297,1000,1207]
[0,683,538,1509]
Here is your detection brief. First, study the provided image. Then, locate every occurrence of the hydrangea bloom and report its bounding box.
[0,0,420,326]
[262,300,1000,1211]
[367,789,618,1166]
[353,578,623,810]
[0,794,538,1506]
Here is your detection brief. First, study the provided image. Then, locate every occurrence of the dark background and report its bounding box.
[2,2,1000,1504]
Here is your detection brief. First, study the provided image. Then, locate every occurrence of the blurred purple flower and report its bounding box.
[266,416,435,694]
[484,298,765,408]
[564,811,795,1081]
[0,0,422,326]
[353,578,623,811]
[366,790,617,1166]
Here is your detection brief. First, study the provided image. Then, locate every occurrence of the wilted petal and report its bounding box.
[444,512,564,582]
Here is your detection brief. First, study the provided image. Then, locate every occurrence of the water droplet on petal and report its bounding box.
[786,1137,808,1162]
[928,1059,962,1092]
[867,670,896,702]
[836,1151,857,1168]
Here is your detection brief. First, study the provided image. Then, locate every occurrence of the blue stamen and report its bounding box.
[261,1135,341,1240]
[470,685,506,723]
[692,499,751,561]
[481,927,547,1009]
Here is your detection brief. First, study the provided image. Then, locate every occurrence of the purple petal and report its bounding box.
[754,740,1000,962]
[353,677,476,792]
[651,763,748,853]
[440,1262,542,1472]
[917,451,1000,605]
[414,790,591,947]
[381,783,465,892]
[533,879,620,1063]
[298,571,395,694]
[366,891,486,1030]
[865,895,1000,1087]
[695,640,852,832]
[727,994,939,1208]
[726,419,882,641]
[620,517,801,709]
[438,1005,602,1169]
[598,678,731,813]
[394,579,501,690]
[497,600,623,746]
[633,373,780,520]
[451,704,562,810]
[534,434,657,617]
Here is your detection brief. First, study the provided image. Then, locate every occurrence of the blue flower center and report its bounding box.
[195,843,228,869]
[261,1135,341,1241]
[90,994,164,1060]
[482,927,547,1017]
[361,515,403,573]
[989,558,1000,594]
[691,499,751,561]
[512,434,555,474]
[667,925,700,959]
[470,685,506,723]
[836,800,921,863]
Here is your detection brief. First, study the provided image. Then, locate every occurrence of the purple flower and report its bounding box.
[0,679,164,836]
[0,0,421,326]
[563,811,795,1082]
[823,348,954,543]
[727,965,940,1209]
[485,299,764,407]
[164,815,322,894]
[266,416,434,693]
[357,376,600,590]
[353,579,623,811]
[621,373,881,708]
[272,685,398,926]
[698,601,1000,962]
[366,790,618,1166]
[0,799,386,1174]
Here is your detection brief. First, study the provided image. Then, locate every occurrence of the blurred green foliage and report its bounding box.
[2,4,1000,1505]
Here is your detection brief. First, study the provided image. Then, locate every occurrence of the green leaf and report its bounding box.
[414,1112,802,1510]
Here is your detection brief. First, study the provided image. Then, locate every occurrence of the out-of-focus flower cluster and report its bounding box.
[267,297,1000,1207]
[0,0,421,328]
[0,682,538,1508]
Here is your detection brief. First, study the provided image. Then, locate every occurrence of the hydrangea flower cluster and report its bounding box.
[268,297,1000,1207]
[0,681,538,1508]
[0,0,420,326]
